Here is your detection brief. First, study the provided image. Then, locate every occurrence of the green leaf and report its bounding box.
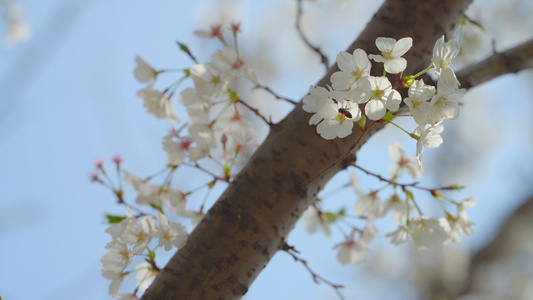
[176,41,191,54]
[176,41,197,62]
[105,214,127,224]
[337,207,346,216]
[404,189,414,201]
[150,203,163,213]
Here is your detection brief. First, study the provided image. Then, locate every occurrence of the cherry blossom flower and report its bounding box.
[121,215,156,254]
[334,231,367,265]
[137,86,179,124]
[101,241,133,273]
[300,205,332,236]
[315,97,361,140]
[388,142,424,178]
[350,76,401,120]
[303,85,328,114]
[354,191,384,217]
[302,85,334,125]
[432,35,460,75]
[123,171,185,209]
[155,213,188,251]
[178,88,212,124]
[210,46,257,82]
[368,37,413,74]
[134,55,158,83]
[445,214,474,244]
[162,131,192,165]
[359,220,378,246]
[194,24,222,39]
[214,108,257,146]
[446,198,476,243]
[189,63,228,97]
[383,194,412,224]
[330,49,371,91]
[457,197,477,219]
[408,216,450,249]
[189,123,217,149]
[183,210,204,228]
[428,67,465,124]
[414,124,444,164]
[403,79,435,125]
[349,172,364,197]
[385,225,411,245]
[135,262,157,292]
[3,2,30,48]
[101,268,126,297]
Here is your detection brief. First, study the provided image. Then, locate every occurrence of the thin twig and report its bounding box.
[282,243,345,300]
[238,99,273,126]
[253,84,298,105]
[304,121,377,186]
[181,162,230,183]
[351,163,459,193]
[296,0,329,70]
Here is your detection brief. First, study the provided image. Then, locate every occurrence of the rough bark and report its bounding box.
[142,0,473,299]
[456,38,533,89]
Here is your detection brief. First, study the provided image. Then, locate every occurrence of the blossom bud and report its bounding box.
[113,153,123,167]
[231,21,241,34]
[401,75,415,87]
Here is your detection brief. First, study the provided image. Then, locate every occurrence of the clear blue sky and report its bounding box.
[1,1,532,299]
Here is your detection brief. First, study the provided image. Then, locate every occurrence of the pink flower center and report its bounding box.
[210,25,222,37]
[180,139,192,150]
[232,60,243,70]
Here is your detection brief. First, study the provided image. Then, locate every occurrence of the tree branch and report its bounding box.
[456,39,533,90]
[295,0,329,70]
[142,1,473,299]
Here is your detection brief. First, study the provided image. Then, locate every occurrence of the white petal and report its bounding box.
[365,99,386,120]
[375,37,396,52]
[384,58,407,74]
[391,37,413,57]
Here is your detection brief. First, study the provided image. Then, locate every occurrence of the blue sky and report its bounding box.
[1,0,533,299]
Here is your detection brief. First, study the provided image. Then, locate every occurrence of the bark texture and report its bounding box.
[142,0,472,299]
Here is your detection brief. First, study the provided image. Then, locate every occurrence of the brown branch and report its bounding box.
[296,0,329,70]
[456,38,533,90]
[238,99,273,126]
[282,243,346,300]
[254,84,298,105]
[352,163,460,193]
[142,1,473,299]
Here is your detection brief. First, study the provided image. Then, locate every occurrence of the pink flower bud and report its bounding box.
[113,153,123,166]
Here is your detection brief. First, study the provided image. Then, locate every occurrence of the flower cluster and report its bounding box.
[96,23,270,299]
[304,36,466,167]
[95,21,476,296]
[101,207,187,298]
[301,142,475,265]
[135,36,258,167]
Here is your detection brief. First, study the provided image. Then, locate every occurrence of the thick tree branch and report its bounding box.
[456,39,533,90]
[142,1,473,299]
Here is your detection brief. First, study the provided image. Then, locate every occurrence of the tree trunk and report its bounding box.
[142,0,472,299]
